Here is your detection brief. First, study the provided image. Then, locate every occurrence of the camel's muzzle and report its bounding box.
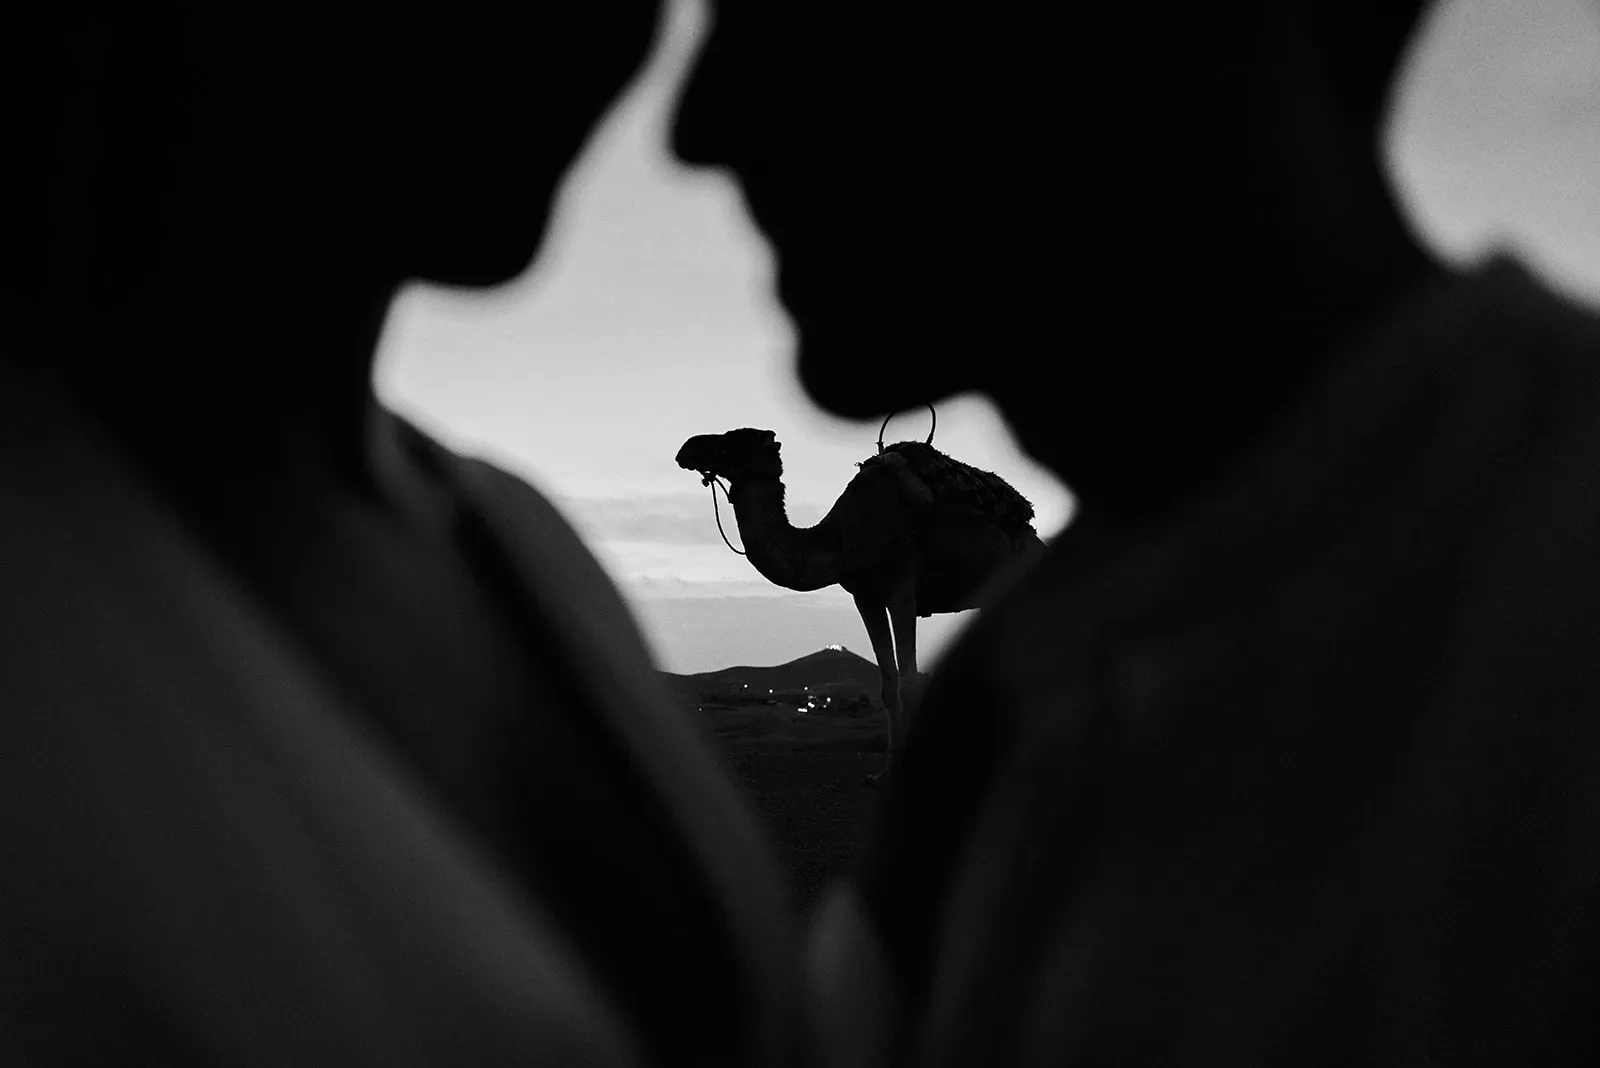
[675,436,719,475]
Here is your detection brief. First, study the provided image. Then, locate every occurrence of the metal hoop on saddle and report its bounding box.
[878,403,937,454]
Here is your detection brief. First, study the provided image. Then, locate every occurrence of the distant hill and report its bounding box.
[667,647,889,747]
[663,646,880,701]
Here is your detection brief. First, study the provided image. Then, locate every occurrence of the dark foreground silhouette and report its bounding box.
[3,5,801,1064]
[676,2,1600,1065]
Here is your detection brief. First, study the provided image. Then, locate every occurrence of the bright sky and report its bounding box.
[376,0,1600,674]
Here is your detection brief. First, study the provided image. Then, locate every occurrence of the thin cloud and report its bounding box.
[557,491,828,547]
[585,537,773,594]
[627,574,837,600]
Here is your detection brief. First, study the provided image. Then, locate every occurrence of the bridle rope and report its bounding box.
[701,473,747,555]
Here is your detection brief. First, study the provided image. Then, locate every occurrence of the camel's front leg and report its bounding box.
[887,594,920,734]
[852,593,900,786]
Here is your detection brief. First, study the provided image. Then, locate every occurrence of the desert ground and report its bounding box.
[663,648,888,910]
[708,711,885,910]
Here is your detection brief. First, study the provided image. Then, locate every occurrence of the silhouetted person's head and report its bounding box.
[16,2,656,357]
[10,2,657,479]
[674,2,1439,518]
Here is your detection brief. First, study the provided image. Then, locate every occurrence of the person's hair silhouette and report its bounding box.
[3,5,799,1064]
[677,3,1600,1065]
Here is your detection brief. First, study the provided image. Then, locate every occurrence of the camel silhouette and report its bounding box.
[676,426,1043,783]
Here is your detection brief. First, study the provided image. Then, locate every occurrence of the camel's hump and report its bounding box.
[858,441,1036,536]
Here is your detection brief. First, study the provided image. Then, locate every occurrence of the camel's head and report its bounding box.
[675,428,784,485]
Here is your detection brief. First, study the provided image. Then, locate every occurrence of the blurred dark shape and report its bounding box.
[2,4,801,1064]
[676,1,1600,1064]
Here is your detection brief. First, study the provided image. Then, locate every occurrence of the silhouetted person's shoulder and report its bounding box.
[0,367,643,1063]
[0,367,798,1066]
[858,258,1600,1064]
[398,420,805,1065]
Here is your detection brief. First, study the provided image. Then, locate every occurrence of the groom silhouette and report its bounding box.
[677,2,1600,1063]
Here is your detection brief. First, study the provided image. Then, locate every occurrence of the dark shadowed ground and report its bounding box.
[663,648,892,910]
[720,746,882,911]
[695,703,886,912]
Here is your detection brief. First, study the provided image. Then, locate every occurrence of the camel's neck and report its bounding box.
[727,475,842,592]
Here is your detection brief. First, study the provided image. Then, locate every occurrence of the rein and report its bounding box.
[701,473,746,555]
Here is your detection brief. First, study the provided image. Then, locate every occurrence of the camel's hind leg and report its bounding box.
[852,593,900,786]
